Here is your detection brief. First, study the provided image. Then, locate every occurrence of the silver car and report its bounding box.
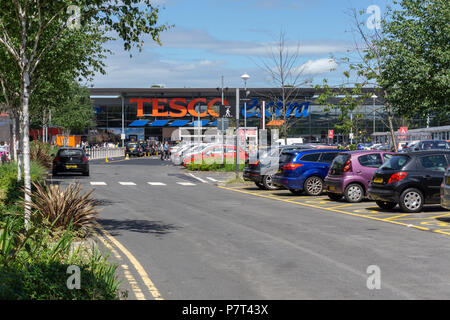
[441,166,450,210]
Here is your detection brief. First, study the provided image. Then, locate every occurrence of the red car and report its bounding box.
[183,145,247,166]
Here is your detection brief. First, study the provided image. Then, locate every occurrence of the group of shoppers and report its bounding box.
[0,141,10,164]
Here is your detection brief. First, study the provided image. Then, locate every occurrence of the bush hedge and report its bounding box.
[0,161,47,205]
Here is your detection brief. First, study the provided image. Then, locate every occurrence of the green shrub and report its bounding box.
[0,161,47,205]
[28,182,99,236]
[30,141,55,169]
[0,217,121,300]
[186,162,245,172]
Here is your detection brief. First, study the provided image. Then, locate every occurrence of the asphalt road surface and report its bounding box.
[53,157,450,300]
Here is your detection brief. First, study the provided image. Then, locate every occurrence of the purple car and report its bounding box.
[324,151,395,202]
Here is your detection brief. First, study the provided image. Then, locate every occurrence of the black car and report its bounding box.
[52,147,89,176]
[243,145,314,190]
[126,142,144,157]
[413,140,449,151]
[368,150,450,213]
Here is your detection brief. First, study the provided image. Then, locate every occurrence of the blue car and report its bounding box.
[272,149,342,196]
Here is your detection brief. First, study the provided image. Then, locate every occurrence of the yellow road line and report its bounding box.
[425,212,450,220]
[383,214,412,221]
[94,232,146,300]
[327,203,361,210]
[218,186,431,232]
[95,222,164,300]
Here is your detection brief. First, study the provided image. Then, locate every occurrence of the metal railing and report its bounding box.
[86,147,125,160]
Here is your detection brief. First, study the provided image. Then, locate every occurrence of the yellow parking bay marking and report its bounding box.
[94,231,146,300]
[218,186,431,233]
[95,222,164,300]
[327,203,360,210]
[384,214,412,221]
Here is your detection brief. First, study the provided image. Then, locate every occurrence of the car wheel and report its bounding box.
[262,175,279,190]
[399,188,424,213]
[83,171,90,177]
[327,193,343,201]
[344,183,364,203]
[304,176,323,196]
[52,170,58,176]
[289,189,304,196]
[255,182,266,190]
[375,200,397,210]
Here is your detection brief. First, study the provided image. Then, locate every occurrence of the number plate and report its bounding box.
[446,177,450,185]
[277,169,282,174]
[328,185,335,191]
[373,177,383,184]
[66,165,77,169]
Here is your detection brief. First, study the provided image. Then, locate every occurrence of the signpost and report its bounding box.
[328,129,334,145]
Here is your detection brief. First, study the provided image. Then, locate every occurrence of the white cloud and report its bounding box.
[297,58,339,75]
[149,27,352,56]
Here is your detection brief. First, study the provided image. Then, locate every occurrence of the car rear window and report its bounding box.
[329,154,350,175]
[58,149,83,157]
[279,152,297,163]
[379,155,410,170]
[358,153,383,168]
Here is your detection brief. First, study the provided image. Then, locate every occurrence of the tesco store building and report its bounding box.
[89,87,384,144]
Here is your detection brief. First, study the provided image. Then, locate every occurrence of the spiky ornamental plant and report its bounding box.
[26,182,100,236]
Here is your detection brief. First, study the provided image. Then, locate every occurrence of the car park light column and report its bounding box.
[235,88,240,179]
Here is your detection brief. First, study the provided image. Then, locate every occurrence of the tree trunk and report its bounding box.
[17,113,22,182]
[22,71,31,229]
[11,113,17,162]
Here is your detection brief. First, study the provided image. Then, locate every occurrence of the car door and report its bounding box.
[357,153,383,184]
[417,154,449,201]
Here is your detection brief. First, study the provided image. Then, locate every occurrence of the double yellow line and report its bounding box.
[94,222,163,300]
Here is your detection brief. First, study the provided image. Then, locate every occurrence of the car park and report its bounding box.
[272,149,342,196]
[441,166,450,210]
[368,150,450,213]
[52,147,90,176]
[324,150,394,203]
[243,145,311,190]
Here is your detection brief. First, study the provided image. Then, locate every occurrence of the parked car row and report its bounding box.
[170,142,248,167]
[244,143,450,213]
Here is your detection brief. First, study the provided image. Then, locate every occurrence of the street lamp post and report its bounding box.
[241,73,250,151]
[371,94,377,142]
[121,95,125,148]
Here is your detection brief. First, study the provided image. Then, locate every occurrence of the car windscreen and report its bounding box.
[127,143,138,148]
[329,154,350,175]
[58,149,83,157]
[279,152,297,163]
[379,155,410,170]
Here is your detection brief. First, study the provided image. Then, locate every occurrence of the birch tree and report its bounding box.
[0,0,170,228]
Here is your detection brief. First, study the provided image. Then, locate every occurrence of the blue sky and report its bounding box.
[92,0,393,88]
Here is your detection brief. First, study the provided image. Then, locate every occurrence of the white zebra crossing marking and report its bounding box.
[90,182,107,186]
[119,182,137,186]
[147,182,167,186]
[176,182,196,186]
[187,173,208,183]
[206,177,218,182]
